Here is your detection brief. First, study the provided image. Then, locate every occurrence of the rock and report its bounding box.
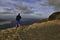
[49,12,60,20]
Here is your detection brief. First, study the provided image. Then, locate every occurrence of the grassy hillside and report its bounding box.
[0,20,60,40]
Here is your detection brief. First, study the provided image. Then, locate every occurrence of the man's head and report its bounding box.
[18,13,20,16]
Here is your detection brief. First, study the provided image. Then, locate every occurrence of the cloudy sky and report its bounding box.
[0,0,59,18]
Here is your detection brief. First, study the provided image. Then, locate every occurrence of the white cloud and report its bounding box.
[0,0,55,18]
[0,0,15,3]
[0,0,16,12]
[0,7,7,12]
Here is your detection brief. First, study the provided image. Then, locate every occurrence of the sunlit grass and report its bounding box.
[0,20,60,40]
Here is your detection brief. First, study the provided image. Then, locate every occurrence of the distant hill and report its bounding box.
[49,12,60,20]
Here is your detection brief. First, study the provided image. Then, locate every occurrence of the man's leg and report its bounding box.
[16,21,19,30]
[16,24,19,30]
[16,21,21,30]
[19,21,21,28]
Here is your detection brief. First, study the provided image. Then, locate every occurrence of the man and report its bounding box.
[16,13,21,29]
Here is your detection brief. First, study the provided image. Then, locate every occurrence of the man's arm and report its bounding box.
[20,16,21,19]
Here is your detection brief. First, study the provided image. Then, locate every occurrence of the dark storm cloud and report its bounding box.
[48,0,60,11]
[13,3,34,14]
